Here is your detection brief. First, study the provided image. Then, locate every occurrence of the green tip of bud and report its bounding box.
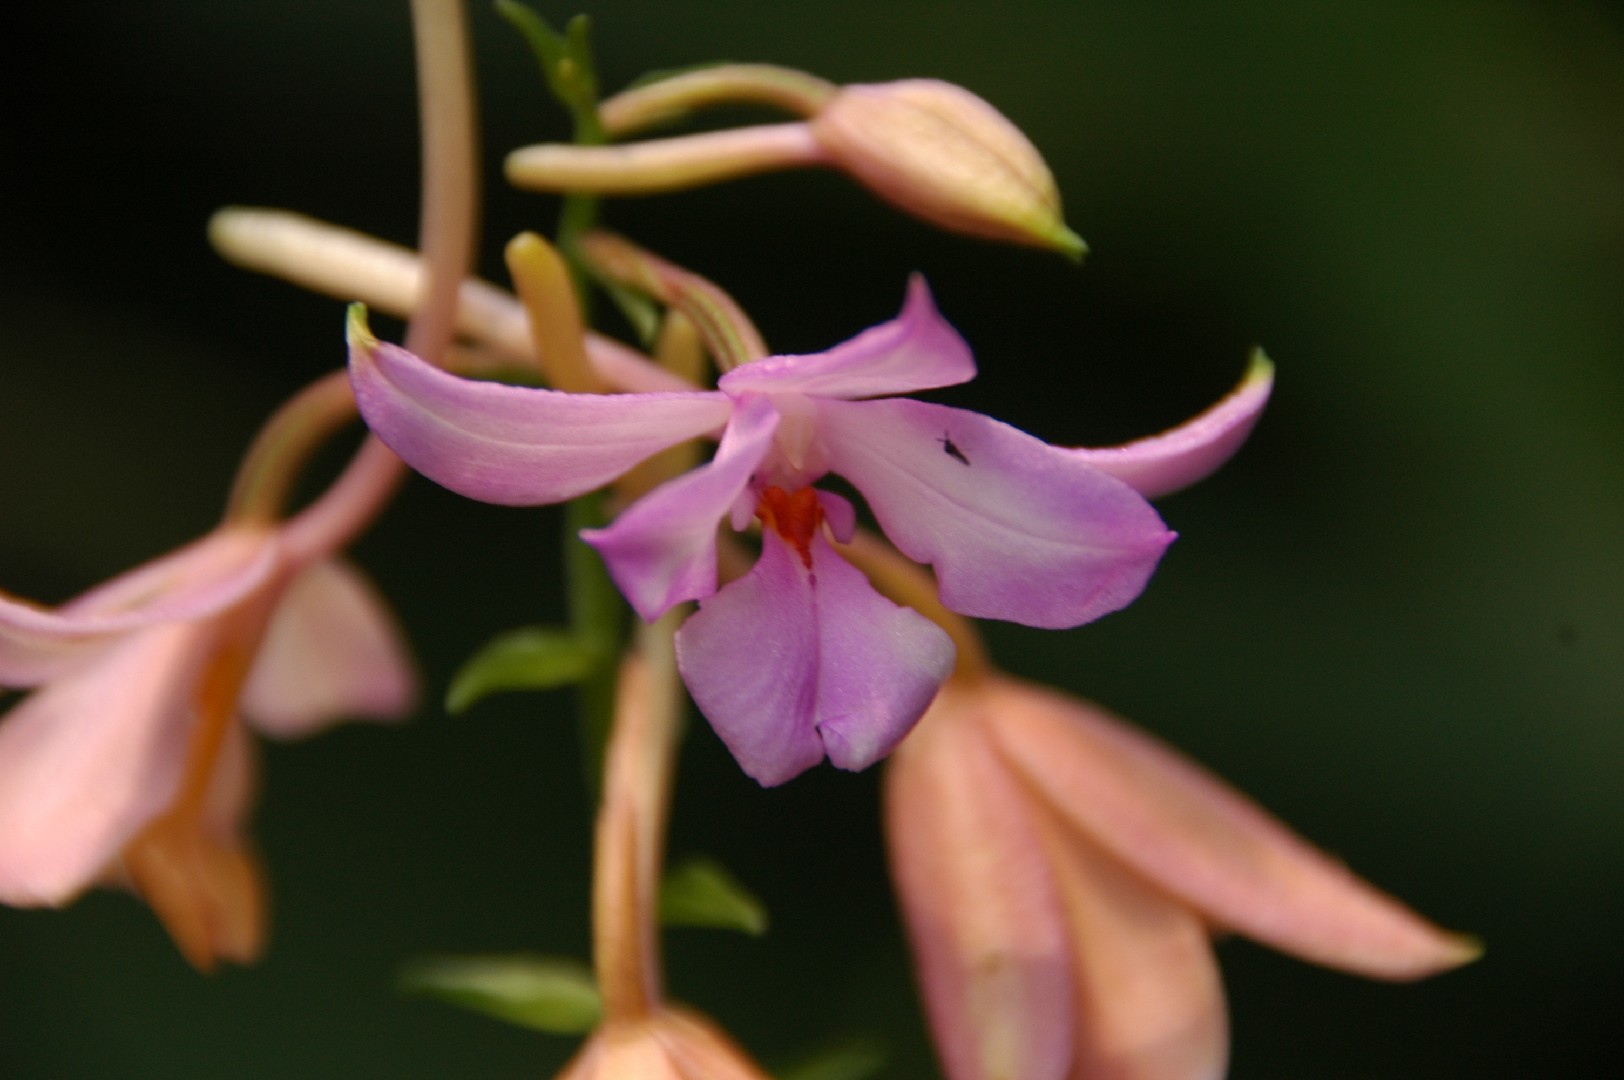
[1448,932,1487,966]
[1048,223,1089,262]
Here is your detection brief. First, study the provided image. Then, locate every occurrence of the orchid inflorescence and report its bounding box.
[0,1,1476,1077]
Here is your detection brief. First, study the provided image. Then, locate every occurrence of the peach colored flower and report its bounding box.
[0,522,414,969]
[885,674,1479,1080]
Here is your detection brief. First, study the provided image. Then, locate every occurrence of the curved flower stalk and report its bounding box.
[885,674,1480,1080]
[348,274,1177,785]
[507,64,1084,256]
[0,0,476,969]
[558,621,771,1080]
[206,208,695,397]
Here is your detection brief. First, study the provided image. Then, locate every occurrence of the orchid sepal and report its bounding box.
[1070,349,1275,499]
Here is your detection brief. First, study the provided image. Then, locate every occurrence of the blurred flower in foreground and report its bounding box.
[507,64,1085,256]
[0,496,414,969]
[0,0,476,971]
[348,275,1172,784]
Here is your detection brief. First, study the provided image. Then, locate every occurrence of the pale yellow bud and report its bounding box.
[810,79,1085,257]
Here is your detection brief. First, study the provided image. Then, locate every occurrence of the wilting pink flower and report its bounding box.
[0,522,414,968]
[348,279,1175,784]
[886,674,1480,1080]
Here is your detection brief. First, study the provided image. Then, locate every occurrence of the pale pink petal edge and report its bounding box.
[1069,351,1273,499]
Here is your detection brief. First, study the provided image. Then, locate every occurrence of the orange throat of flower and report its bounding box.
[756,486,823,569]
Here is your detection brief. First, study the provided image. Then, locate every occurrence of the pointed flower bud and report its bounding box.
[507,65,1084,255]
[809,79,1084,257]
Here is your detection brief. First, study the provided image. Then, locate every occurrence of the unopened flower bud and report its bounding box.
[810,79,1085,257]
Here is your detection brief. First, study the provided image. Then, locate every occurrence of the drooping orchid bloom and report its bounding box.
[886,674,1480,1080]
[0,517,415,968]
[0,0,477,968]
[347,275,1177,785]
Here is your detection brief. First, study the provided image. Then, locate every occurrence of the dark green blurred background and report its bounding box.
[2,1,1621,1076]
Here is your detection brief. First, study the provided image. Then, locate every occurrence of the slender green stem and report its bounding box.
[567,494,626,794]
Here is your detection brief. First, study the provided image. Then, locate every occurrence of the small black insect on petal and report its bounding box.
[938,434,970,465]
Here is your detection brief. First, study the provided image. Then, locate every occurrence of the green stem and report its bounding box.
[567,493,626,794]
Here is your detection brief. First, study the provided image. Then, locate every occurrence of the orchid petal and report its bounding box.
[814,490,856,543]
[348,310,732,506]
[818,398,1175,629]
[584,396,779,621]
[885,689,1073,1080]
[1069,351,1274,499]
[1033,810,1228,1080]
[718,276,974,400]
[0,528,278,687]
[676,530,822,786]
[987,678,1480,980]
[0,623,210,905]
[808,535,954,772]
[675,530,952,786]
[120,719,267,969]
[239,557,417,738]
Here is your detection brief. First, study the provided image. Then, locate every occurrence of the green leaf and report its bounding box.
[397,953,601,1034]
[776,1037,888,1080]
[446,625,609,714]
[658,856,769,936]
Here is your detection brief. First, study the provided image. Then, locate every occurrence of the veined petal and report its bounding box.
[885,686,1073,1080]
[239,557,417,738]
[0,622,211,905]
[584,396,779,622]
[818,398,1175,629]
[1030,807,1227,1080]
[0,528,279,687]
[676,530,822,786]
[348,310,731,506]
[806,534,954,772]
[674,530,951,786]
[987,678,1480,981]
[1069,351,1274,499]
[718,276,974,400]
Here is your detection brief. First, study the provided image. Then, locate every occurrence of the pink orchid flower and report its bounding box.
[347,278,1177,785]
[0,520,414,969]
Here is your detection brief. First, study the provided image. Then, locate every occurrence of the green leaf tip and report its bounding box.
[1049,222,1089,263]
[659,856,769,936]
[397,952,601,1034]
[446,624,610,714]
